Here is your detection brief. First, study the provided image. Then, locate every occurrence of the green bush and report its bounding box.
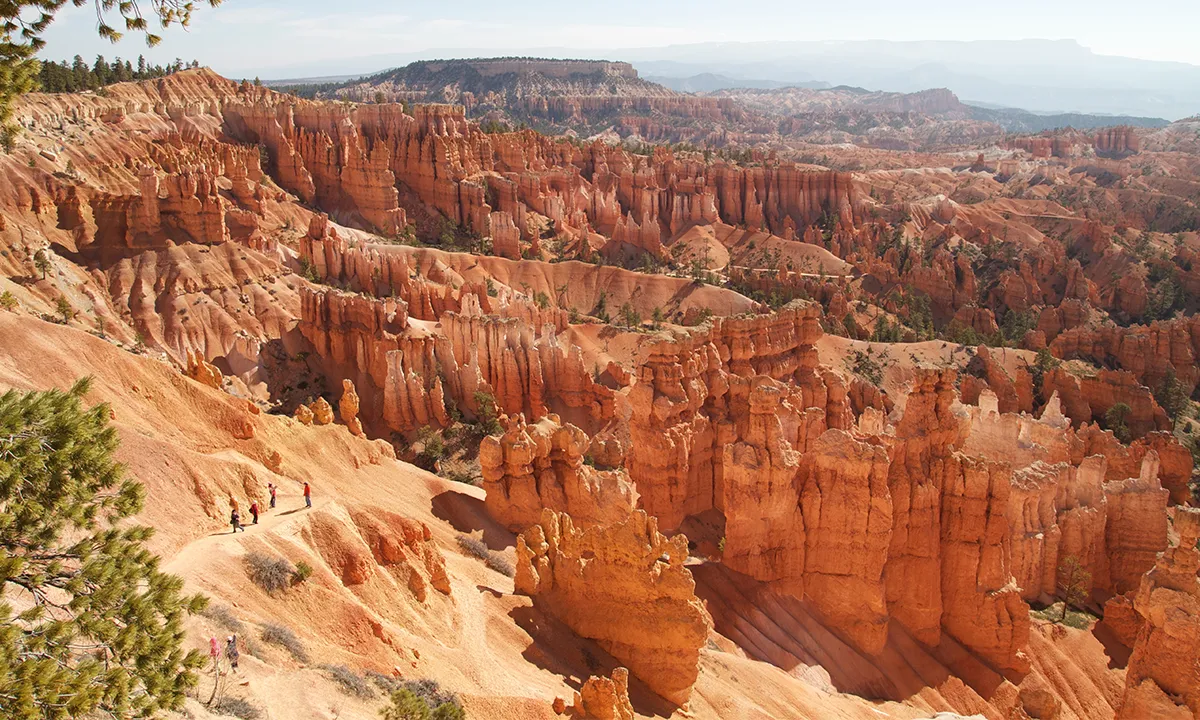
[379,681,465,720]
[382,688,430,720]
[293,560,314,583]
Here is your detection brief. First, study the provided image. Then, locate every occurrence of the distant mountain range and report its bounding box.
[622,40,1200,121]
[645,73,828,93]
[262,40,1200,121]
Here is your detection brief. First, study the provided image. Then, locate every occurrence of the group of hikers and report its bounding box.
[210,635,240,673]
[229,481,312,533]
[215,483,316,673]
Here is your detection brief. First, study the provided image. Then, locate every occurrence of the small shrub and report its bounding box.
[380,681,464,720]
[382,688,430,720]
[0,290,17,311]
[431,702,465,720]
[1104,402,1133,444]
[318,664,376,699]
[260,622,309,662]
[201,603,245,633]
[367,670,403,694]
[212,696,261,719]
[446,470,479,486]
[293,560,314,583]
[455,533,514,577]
[402,678,458,709]
[245,552,297,595]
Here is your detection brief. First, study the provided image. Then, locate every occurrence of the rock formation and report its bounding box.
[310,397,334,425]
[1118,507,1200,718]
[185,348,223,389]
[559,668,635,720]
[339,378,364,436]
[480,414,637,532]
[294,403,315,425]
[515,510,711,706]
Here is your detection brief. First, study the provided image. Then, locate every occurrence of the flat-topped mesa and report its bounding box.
[423,58,640,80]
[514,509,711,706]
[1118,507,1200,719]
[479,413,637,532]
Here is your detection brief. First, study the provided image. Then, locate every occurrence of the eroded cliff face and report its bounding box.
[1118,507,1200,719]
[225,92,861,259]
[514,509,712,706]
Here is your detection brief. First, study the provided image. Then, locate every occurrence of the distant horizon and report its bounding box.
[34,0,1200,76]
[32,0,1200,121]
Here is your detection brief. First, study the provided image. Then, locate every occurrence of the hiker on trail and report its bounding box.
[230,508,244,533]
[268,483,277,509]
[209,637,220,667]
[303,481,312,508]
[225,635,239,671]
[249,501,259,525]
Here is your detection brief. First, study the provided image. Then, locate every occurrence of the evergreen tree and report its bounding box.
[0,31,38,151]
[1154,369,1189,429]
[92,55,109,87]
[0,379,207,719]
[2,1,221,143]
[33,248,51,280]
[137,55,147,77]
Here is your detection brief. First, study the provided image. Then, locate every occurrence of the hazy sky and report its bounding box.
[35,0,1200,78]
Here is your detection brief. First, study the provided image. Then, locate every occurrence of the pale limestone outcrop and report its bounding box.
[515,510,711,706]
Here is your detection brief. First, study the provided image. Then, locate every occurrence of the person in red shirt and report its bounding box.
[303,481,312,508]
[249,501,259,525]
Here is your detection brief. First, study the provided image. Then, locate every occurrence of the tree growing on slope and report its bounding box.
[1056,555,1092,624]
[0,378,208,718]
